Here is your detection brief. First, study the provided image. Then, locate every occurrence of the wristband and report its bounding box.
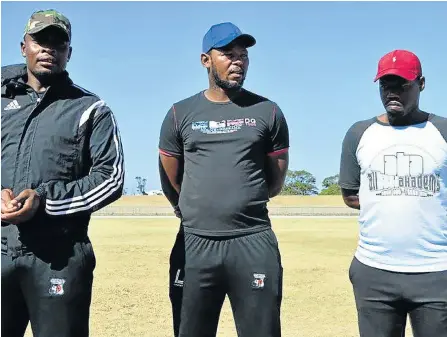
[34,184,47,201]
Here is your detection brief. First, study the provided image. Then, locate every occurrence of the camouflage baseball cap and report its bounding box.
[24,9,71,41]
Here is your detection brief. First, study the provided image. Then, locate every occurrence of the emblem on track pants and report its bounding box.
[49,278,66,296]
[252,273,266,289]
[173,269,184,287]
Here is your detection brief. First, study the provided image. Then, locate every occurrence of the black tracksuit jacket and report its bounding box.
[1,64,124,245]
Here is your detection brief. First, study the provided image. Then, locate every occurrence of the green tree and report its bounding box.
[281,170,318,195]
[319,174,341,195]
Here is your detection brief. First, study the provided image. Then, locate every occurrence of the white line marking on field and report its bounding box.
[92,215,358,219]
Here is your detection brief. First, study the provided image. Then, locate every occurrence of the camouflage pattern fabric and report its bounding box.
[23,9,71,41]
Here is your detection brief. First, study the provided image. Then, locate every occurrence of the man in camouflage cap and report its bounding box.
[16,9,73,83]
[1,9,124,337]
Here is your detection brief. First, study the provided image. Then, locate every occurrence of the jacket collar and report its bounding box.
[2,63,73,98]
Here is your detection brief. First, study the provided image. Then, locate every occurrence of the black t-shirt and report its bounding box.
[159,89,289,236]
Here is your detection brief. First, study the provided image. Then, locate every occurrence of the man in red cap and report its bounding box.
[339,49,447,337]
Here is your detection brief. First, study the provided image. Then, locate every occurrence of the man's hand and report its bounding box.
[1,189,41,225]
[173,205,182,219]
[1,189,21,215]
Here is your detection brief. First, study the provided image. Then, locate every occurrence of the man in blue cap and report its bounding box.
[159,22,289,336]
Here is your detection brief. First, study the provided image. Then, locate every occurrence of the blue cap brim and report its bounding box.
[212,34,256,51]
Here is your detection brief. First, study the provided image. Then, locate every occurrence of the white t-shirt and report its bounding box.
[339,114,447,272]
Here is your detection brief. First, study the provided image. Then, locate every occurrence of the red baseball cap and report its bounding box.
[374,50,422,82]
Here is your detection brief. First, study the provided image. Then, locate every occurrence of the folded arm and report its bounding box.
[159,154,183,207]
[265,151,289,198]
[158,105,184,217]
[265,104,290,198]
[339,123,362,210]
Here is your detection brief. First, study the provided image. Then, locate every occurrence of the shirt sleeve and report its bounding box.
[39,103,125,216]
[159,105,183,157]
[429,114,447,143]
[267,103,290,156]
[339,127,361,189]
[338,119,375,190]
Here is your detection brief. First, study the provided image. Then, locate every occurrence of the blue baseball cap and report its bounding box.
[202,22,256,53]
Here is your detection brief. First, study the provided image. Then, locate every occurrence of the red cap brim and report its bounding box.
[374,68,419,82]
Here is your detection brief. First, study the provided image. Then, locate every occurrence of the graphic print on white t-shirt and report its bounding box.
[367,145,441,198]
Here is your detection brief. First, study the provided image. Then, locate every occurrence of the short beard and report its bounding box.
[31,69,63,86]
[211,64,244,92]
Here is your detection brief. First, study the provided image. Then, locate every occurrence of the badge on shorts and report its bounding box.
[252,273,266,289]
[49,278,65,296]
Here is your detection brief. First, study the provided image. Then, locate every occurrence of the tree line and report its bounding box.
[128,171,340,196]
[281,170,340,195]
